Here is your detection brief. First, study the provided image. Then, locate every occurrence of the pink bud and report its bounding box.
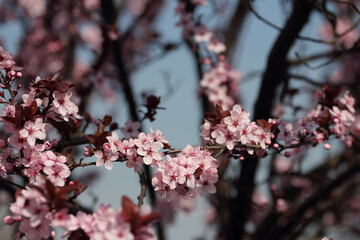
[3,216,15,225]
[273,143,279,149]
[201,58,211,65]
[51,139,58,147]
[16,72,22,78]
[284,151,292,158]
[10,70,15,76]
[3,215,21,225]
[265,140,271,145]
[324,143,331,150]
[44,141,52,150]
[240,156,245,161]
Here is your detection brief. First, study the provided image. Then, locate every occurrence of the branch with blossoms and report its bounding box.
[1,0,360,239]
[1,42,357,238]
[176,0,242,112]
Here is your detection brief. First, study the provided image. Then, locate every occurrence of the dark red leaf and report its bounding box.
[122,196,137,222]
[138,212,161,225]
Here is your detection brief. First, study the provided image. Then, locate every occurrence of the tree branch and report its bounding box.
[224,0,250,61]
[227,1,314,239]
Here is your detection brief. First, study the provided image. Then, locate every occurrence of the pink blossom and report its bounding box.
[194,28,213,43]
[94,150,118,170]
[8,131,30,150]
[21,91,42,107]
[43,162,70,187]
[51,90,81,121]
[224,104,250,132]
[338,91,356,113]
[81,24,103,51]
[134,132,165,166]
[277,122,296,146]
[121,119,141,138]
[206,39,226,54]
[150,128,169,144]
[200,120,214,144]
[106,131,122,153]
[19,118,49,147]
[18,0,46,18]
[153,146,218,201]
[211,125,239,150]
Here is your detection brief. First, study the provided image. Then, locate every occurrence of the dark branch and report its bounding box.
[224,0,250,60]
[228,1,314,239]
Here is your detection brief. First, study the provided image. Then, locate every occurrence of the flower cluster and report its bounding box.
[175,0,241,109]
[0,69,81,188]
[23,151,70,187]
[152,145,218,201]
[4,179,159,240]
[4,182,52,240]
[0,46,22,72]
[86,128,168,171]
[201,104,272,156]
[275,88,357,150]
[200,57,242,109]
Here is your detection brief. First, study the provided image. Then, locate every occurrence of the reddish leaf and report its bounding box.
[51,68,66,82]
[138,212,161,225]
[122,196,137,222]
[256,119,273,129]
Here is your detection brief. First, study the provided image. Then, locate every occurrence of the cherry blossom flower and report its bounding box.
[51,90,81,121]
[338,91,356,113]
[94,150,118,170]
[121,119,141,138]
[153,146,218,201]
[19,118,49,147]
[194,29,213,43]
[206,39,226,54]
[43,162,71,187]
[137,141,164,166]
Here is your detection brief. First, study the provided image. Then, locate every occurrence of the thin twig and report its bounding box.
[331,0,360,14]
[137,167,147,207]
[0,178,25,190]
[248,1,332,45]
[288,73,323,87]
